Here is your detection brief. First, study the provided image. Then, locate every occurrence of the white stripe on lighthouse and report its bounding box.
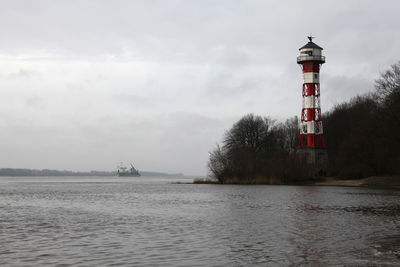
[302,96,321,109]
[302,72,319,83]
[300,121,323,134]
[303,96,315,108]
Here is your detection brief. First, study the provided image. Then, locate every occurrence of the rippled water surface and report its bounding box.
[1,176,400,266]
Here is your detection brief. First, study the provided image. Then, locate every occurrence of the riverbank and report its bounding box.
[313,176,400,188]
[192,176,400,188]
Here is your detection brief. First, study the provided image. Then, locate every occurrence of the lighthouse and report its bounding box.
[297,36,327,175]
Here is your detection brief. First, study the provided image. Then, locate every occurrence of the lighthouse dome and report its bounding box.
[297,36,325,64]
[299,41,323,50]
[299,36,323,50]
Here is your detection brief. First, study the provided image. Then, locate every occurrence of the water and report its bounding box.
[1,176,399,266]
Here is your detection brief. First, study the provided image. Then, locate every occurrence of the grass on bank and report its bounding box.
[192,178,220,184]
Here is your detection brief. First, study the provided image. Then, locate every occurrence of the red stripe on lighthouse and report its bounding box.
[299,134,325,147]
[301,62,320,73]
[301,108,322,122]
[302,84,320,96]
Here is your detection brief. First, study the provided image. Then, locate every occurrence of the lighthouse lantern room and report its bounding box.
[297,36,327,175]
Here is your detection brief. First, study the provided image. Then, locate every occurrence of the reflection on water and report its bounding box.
[291,189,326,266]
[0,176,399,266]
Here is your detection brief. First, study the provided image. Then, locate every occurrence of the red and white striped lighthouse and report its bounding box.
[297,36,327,174]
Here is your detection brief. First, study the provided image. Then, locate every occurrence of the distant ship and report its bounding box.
[116,163,140,177]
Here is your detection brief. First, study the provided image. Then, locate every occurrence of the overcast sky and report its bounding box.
[1,0,399,175]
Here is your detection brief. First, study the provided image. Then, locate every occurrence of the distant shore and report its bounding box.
[0,168,183,177]
[193,176,400,188]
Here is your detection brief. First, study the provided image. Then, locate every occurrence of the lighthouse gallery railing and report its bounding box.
[297,55,325,63]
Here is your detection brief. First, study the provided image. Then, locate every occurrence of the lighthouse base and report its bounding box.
[297,147,328,177]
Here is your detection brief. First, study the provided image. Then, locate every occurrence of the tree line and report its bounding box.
[208,61,400,183]
[324,61,400,178]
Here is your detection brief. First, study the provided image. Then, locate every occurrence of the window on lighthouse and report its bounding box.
[302,109,308,121]
[315,84,320,95]
[315,97,320,108]
[302,123,307,134]
[315,109,320,120]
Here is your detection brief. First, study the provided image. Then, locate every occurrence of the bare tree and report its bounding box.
[223,114,273,154]
[208,144,229,183]
[282,116,299,153]
[375,61,400,131]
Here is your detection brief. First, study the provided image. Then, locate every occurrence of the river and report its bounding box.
[1,176,399,266]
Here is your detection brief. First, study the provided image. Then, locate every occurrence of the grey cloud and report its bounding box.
[7,69,38,79]
[25,95,46,110]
